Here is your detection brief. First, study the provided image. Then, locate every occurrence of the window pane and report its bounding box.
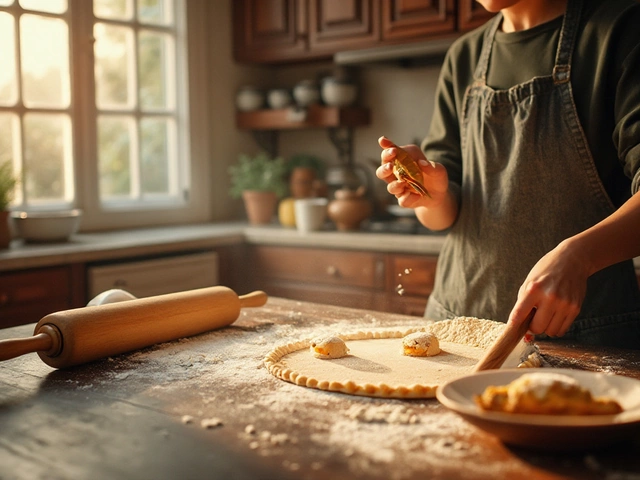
[94,23,134,109]
[19,0,67,14]
[94,0,133,21]
[139,30,172,110]
[140,117,175,194]
[0,13,17,106]
[0,0,14,6]
[21,14,70,109]
[98,115,134,198]
[138,0,172,26]
[23,113,73,203]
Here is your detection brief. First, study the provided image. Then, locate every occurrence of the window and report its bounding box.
[0,0,209,230]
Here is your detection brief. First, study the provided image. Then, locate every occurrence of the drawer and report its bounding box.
[88,251,219,299]
[249,246,385,289]
[387,254,437,297]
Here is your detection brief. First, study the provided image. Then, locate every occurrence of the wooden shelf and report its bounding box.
[236,105,370,131]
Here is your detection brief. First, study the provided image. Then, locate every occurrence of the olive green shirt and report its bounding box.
[423,0,640,208]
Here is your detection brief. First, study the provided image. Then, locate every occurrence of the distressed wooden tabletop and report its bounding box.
[1,297,639,480]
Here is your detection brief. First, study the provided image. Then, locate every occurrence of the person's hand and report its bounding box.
[376,136,449,209]
[508,241,591,337]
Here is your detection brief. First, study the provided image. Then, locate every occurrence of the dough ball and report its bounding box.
[474,372,623,415]
[310,335,349,359]
[402,331,440,357]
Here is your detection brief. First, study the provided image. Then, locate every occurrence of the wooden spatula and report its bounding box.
[473,308,536,372]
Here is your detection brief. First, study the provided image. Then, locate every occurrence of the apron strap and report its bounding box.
[553,0,583,84]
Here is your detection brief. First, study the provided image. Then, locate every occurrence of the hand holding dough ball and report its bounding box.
[402,332,441,357]
[310,335,349,359]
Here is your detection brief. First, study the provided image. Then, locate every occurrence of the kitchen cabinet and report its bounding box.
[232,0,308,64]
[87,251,219,299]
[0,265,84,329]
[246,245,387,311]
[386,253,436,316]
[382,0,455,42]
[232,0,490,64]
[244,245,436,314]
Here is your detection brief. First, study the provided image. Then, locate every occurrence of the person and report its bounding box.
[376,0,640,348]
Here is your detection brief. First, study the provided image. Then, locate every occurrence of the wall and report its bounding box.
[206,2,443,221]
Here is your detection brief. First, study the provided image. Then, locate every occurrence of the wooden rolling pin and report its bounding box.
[0,286,267,369]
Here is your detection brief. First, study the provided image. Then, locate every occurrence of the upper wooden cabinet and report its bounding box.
[232,0,491,64]
[308,0,380,53]
[382,0,455,42]
[232,0,308,64]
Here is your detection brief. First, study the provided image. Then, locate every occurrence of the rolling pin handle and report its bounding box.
[238,290,268,308]
[0,325,60,362]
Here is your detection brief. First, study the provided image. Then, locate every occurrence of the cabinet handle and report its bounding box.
[0,292,9,306]
[326,265,338,277]
[113,279,128,288]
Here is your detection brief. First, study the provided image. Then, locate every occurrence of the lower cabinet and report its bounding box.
[87,251,219,299]
[0,265,84,328]
[246,245,437,315]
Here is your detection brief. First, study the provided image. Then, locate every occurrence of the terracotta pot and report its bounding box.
[289,167,316,199]
[0,210,10,249]
[327,186,372,231]
[242,190,278,225]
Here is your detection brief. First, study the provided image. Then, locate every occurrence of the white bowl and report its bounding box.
[321,79,357,107]
[11,209,83,243]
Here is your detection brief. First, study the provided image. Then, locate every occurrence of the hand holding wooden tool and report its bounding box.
[0,286,267,369]
[473,308,536,372]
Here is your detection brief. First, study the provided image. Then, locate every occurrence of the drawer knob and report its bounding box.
[0,292,9,305]
[326,265,338,277]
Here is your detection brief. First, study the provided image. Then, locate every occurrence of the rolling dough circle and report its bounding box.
[264,317,535,399]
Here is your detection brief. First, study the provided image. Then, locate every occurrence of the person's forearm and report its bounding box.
[562,191,640,275]
[415,185,459,231]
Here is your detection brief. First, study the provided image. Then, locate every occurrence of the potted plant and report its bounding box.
[285,153,326,199]
[0,161,18,248]
[229,152,288,225]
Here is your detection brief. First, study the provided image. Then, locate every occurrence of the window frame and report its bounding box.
[2,0,211,231]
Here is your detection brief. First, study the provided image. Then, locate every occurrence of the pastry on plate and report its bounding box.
[474,372,623,415]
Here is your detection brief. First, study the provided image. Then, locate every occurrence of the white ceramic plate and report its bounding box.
[436,368,640,450]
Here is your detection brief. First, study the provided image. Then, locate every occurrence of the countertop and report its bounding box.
[2,222,638,273]
[1,297,639,480]
[0,223,448,272]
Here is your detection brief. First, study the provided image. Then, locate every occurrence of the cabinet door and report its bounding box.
[386,254,437,316]
[0,265,84,328]
[382,0,455,42]
[308,0,380,53]
[232,0,308,63]
[457,0,493,32]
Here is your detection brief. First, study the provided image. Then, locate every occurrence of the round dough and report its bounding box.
[310,335,349,359]
[402,331,440,357]
[264,317,538,399]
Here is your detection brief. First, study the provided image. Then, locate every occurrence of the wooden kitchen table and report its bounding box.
[1,297,639,480]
